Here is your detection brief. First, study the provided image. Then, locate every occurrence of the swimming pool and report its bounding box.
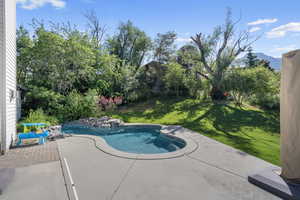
[62,125,186,154]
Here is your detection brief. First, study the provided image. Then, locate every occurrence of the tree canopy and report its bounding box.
[17,9,280,122]
[191,9,258,100]
[107,21,152,70]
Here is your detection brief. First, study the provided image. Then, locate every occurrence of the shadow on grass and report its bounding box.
[114,99,279,133]
[108,98,280,160]
[116,98,185,122]
[180,103,279,157]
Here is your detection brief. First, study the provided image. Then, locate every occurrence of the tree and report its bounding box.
[224,68,256,105]
[177,44,200,70]
[16,26,33,86]
[224,67,279,106]
[191,9,258,100]
[244,47,274,71]
[164,63,186,96]
[258,59,274,71]
[84,10,107,50]
[107,21,152,70]
[183,66,207,99]
[63,32,97,93]
[23,86,64,117]
[20,25,96,95]
[245,47,259,67]
[153,31,177,63]
[177,45,209,99]
[135,61,167,98]
[94,53,123,96]
[250,67,279,109]
[49,21,80,39]
[61,89,100,121]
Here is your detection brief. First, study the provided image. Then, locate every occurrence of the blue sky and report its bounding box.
[17,0,300,57]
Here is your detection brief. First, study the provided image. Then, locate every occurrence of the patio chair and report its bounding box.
[17,131,49,146]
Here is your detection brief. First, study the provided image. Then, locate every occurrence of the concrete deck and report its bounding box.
[57,127,281,200]
[0,142,68,200]
[0,161,68,200]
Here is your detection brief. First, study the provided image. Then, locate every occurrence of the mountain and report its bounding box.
[234,53,282,70]
[254,53,281,70]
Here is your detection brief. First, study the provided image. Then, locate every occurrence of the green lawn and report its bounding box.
[107,98,280,165]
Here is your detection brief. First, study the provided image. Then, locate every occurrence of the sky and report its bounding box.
[16,0,300,58]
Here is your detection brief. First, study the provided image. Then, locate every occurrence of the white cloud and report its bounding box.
[248,18,278,26]
[176,37,192,43]
[269,45,297,57]
[271,45,297,52]
[249,27,261,33]
[16,0,66,10]
[266,22,300,38]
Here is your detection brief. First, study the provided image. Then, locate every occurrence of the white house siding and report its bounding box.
[16,90,21,120]
[0,0,16,153]
[0,0,3,153]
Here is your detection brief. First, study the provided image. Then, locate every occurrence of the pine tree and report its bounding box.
[245,47,259,67]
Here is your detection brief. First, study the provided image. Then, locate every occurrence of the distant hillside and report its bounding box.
[255,53,281,70]
[234,53,281,70]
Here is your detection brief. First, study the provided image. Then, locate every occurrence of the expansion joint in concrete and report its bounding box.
[185,154,246,180]
[110,159,137,200]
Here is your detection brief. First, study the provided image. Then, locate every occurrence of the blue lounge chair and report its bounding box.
[22,123,47,133]
[17,131,49,146]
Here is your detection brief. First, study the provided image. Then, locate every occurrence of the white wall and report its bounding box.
[0,0,3,153]
[0,0,16,153]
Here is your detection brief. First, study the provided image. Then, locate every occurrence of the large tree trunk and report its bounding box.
[210,73,226,100]
[210,86,226,100]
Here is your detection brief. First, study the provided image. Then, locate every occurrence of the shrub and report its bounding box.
[98,96,123,110]
[61,89,101,121]
[250,94,279,110]
[22,109,59,125]
[183,67,206,99]
[224,68,255,105]
[23,86,64,117]
[22,87,104,122]
[164,63,186,96]
[224,66,280,107]
[249,68,280,109]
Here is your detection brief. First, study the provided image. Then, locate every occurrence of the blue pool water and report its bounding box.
[62,125,186,154]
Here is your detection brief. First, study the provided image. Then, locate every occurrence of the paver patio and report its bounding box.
[0,142,68,200]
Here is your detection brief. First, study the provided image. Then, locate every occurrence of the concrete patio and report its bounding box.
[0,126,281,200]
[56,127,280,200]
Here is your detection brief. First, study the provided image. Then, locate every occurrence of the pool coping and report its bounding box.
[67,123,199,160]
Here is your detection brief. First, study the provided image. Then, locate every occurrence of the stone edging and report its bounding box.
[69,124,199,160]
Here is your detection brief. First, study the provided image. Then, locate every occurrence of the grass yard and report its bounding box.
[107,98,280,165]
